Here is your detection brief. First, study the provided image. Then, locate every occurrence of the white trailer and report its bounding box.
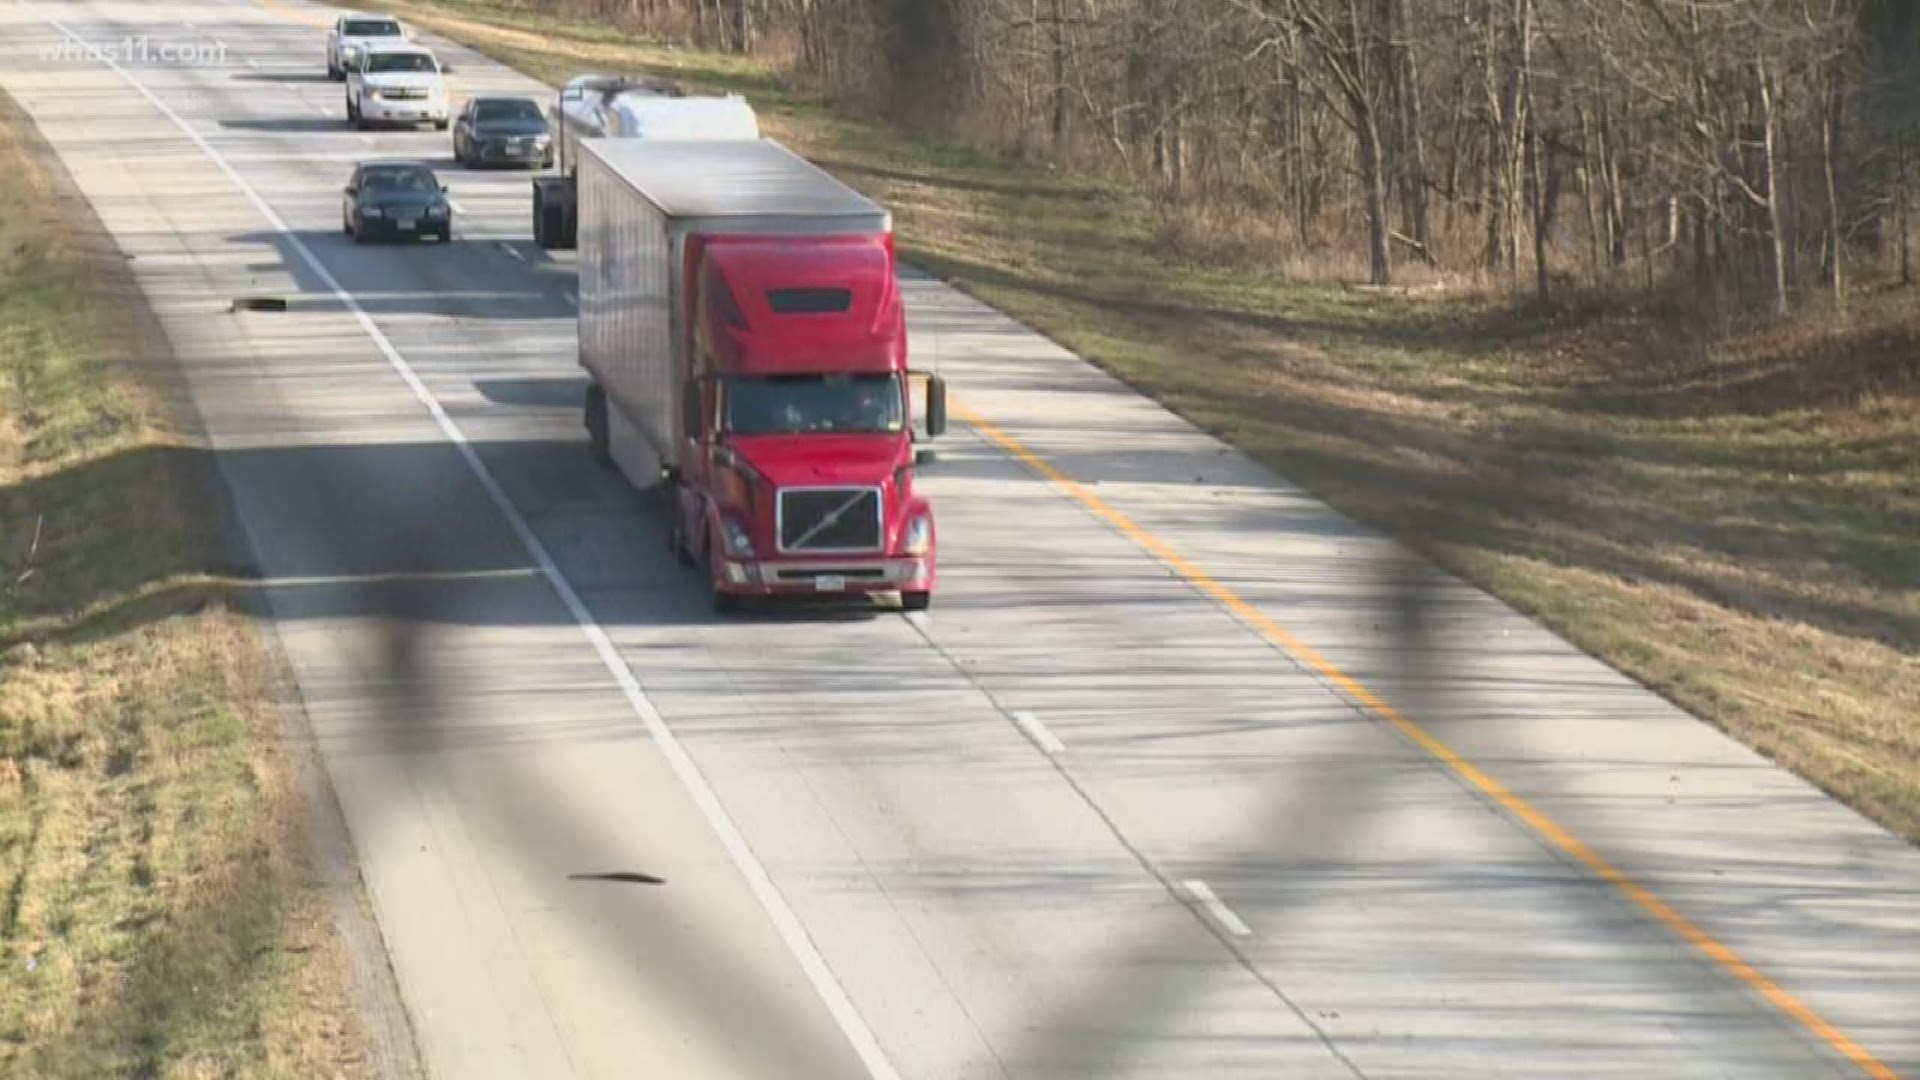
[532,74,759,249]
[573,135,893,491]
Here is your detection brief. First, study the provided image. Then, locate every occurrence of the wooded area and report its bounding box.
[542,0,1920,309]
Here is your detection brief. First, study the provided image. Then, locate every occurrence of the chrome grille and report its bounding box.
[384,88,429,100]
[778,488,882,553]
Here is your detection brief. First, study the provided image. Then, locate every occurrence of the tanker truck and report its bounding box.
[574,136,947,613]
[531,73,758,249]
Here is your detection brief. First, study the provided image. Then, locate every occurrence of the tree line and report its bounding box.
[559,0,1920,309]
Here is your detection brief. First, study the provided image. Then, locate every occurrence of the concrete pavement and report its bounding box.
[2,1,1915,1077]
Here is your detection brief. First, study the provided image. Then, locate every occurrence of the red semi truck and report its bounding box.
[575,137,947,612]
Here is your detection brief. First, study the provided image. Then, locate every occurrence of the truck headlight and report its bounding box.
[720,519,755,559]
[902,516,933,556]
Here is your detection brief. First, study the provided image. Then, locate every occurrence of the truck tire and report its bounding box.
[666,496,697,568]
[901,591,932,612]
[583,383,611,467]
[532,184,557,249]
[532,178,577,250]
[712,586,744,616]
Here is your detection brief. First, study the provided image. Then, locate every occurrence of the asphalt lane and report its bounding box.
[3,1,1917,1078]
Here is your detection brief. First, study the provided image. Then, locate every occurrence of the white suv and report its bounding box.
[345,44,450,130]
[326,13,405,81]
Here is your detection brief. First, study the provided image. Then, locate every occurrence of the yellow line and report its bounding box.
[955,403,1900,1080]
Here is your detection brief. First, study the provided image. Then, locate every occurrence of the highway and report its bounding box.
[3,1,1917,1077]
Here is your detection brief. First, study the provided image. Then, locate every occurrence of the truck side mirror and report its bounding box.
[925,375,948,438]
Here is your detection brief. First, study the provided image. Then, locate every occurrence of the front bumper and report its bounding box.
[360,99,446,124]
[474,138,551,165]
[360,212,450,238]
[714,557,933,597]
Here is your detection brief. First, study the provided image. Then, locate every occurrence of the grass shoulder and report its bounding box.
[0,90,380,1077]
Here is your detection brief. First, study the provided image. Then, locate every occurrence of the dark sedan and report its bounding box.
[452,96,553,169]
[342,161,453,243]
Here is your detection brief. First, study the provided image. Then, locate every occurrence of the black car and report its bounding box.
[452,96,553,169]
[342,161,453,243]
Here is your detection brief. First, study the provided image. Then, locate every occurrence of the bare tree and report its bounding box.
[547,0,1911,308]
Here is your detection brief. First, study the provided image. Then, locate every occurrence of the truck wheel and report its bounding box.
[901,591,932,612]
[712,586,744,616]
[531,186,548,247]
[583,383,611,467]
[668,506,697,568]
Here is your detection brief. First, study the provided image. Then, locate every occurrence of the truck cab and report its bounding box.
[673,234,944,612]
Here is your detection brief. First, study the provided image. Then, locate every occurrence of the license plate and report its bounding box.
[396,218,416,230]
[813,575,846,592]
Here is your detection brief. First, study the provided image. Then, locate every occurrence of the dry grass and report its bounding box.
[0,90,378,1077]
[363,0,1917,843]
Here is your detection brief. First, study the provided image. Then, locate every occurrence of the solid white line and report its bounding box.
[496,241,526,263]
[561,289,577,309]
[1182,880,1252,937]
[1010,710,1064,755]
[34,12,902,1080]
[245,56,259,67]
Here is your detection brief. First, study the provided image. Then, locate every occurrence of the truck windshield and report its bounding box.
[725,374,904,436]
[343,20,400,35]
